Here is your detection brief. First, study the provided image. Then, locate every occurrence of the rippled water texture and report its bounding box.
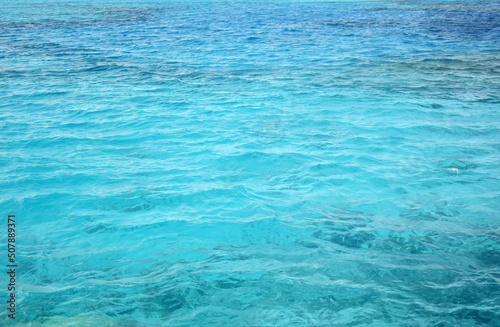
[1,0,500,325]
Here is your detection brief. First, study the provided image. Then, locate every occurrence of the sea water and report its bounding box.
[0,0,499,325]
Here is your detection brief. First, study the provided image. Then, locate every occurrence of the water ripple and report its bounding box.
[1,0,499,325]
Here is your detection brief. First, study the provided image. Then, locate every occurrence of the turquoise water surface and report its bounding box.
[1,0,500,325]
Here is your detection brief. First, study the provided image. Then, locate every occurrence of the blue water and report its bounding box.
[1,0,500,325]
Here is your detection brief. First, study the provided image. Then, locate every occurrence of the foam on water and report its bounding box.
[1,0,499,325]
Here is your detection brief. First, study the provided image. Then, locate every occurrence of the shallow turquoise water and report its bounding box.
[1,0,500,325]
